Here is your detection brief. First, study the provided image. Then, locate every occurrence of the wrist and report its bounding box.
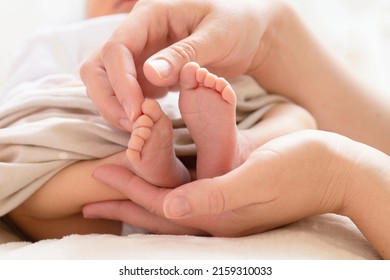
[341,141,390,259]
[342,143,390,218]
[249,0,329,102]
[248,2,301,85]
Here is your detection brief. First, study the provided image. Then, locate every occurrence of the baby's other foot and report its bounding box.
[127,99,190,187]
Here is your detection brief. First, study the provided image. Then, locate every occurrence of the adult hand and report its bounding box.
[80,0,288,130]
[83,130,365,237]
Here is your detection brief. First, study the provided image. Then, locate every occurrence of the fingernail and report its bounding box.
[149,59,172,78]
[83,212,97,219]
[92,167,107,184]
[82,208,98,219]
[123,102,135,122]
[119,118,132,131]
[164,196,191,218]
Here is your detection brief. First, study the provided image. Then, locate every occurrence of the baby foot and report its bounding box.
[179,62,242,179]
[127,99,190,187]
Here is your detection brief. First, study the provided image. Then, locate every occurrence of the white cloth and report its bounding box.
[0,15,130,216]
[1,14,127,101]
[0,214,380,259]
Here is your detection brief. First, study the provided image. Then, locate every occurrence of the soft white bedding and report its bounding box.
[0,215,380,260]
[0,0,389,259]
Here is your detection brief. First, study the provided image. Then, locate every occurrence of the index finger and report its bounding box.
[80,8,152,130]
[99,8,156,124]
[80,49,133,131]
[100,39,144,124]
[83,200,204,236]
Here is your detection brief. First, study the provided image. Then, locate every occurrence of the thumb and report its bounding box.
[143,25,225,87]
[163,158,272,219]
